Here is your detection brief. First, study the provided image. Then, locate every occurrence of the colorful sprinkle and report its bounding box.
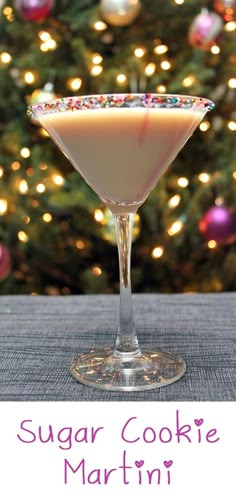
[28,93,215,119]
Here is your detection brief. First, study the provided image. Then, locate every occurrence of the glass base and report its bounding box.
[70,348,186,391]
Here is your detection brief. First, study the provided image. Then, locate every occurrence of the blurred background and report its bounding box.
[0,0,235,295]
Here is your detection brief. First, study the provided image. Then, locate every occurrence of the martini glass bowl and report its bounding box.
[29,93,214,391]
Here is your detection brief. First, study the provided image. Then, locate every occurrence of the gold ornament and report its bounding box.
[100,0,141,27]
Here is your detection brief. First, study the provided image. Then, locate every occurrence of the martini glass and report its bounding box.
[29,93,214,391]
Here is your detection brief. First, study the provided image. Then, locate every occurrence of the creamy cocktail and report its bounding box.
[29,94,214,391]
[39,106,204,212]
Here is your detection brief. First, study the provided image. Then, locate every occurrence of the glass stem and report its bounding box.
[113,212,141,357]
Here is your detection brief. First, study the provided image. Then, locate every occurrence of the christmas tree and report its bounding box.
[0,0,235,295]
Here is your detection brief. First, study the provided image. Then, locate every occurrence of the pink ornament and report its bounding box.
[15,0,54,22]
[188,9,224,50]
[199,206,236,245]
[213,0,236,21]
[0,243,11,281]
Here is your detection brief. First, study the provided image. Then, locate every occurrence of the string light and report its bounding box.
[38,31,57,51]
[75,239,85,250]
[3,6,14,21]
[94,209,104,222]
[92,266,102,276]
[11,161,21,171]
[0,199,8,215]
[40,44,49,52]
[90,65,103,76]
[40,39,57,52]
[18,231,29,243]
[52,174,64,185]
[93,21,107,31]
[36,183,46,193]
[168,194,181,208]
[92,53,103,64]
[208,240,217,249]
[156,85,166,93]
[232,171,236,180]
[151,246,164,258]
[198,172,210,183]
[175,0,184,4]
[116,73,127,84]
[225,21,236,31]
[228,78,236,89]
[42,213,52,223]
[38,31,51,41]
[228,121,236,131]
[144,63,156,76]
[23,71,36,84]
[39,163,48,170]
[19,179,28,194]
[168,220,183,236]
[45,40,57,51]
[154,44,168,55]
[0,167,3,178]
[182,75,195,87]
[20,147,30,158]
[24,216,31,224]
[223,8,234,22]
[199,121,211,132]
[211,45,220,54]
[160,60,171,70]
[215,196,224,206]
[45,39,57,50]
[26,167,34,177]
[178,177,189,188]
[3,6,13,16]
[0,52,12,64]
[134,47,146,58]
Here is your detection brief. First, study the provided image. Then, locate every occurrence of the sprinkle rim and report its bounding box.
[28,93,215,120]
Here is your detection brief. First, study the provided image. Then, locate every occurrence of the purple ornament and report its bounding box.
[15,0,54,22]
[0,243,11,281]
[188,9,224,50]
[199,206,236,245]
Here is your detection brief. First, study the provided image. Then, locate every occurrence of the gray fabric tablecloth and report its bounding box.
[0,293,235,401]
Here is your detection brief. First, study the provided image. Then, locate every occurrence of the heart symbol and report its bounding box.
[194,418,204,427]
[135,460,144,468]
[164,460,173,468]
